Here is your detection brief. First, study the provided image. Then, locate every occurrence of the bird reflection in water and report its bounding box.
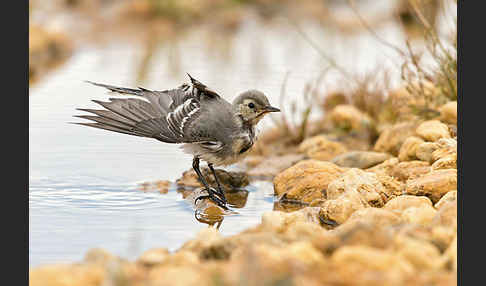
[191,187,249,230]
[138,168,250,229]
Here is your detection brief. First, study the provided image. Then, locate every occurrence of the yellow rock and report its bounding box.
[432,138,457,157]
[285,241,327,266]
[432,200,457,230]
[148,265,208,286]
[29,264,105,286]
[431,153,457,170]
[374,122,419,155]
[366,157,399,177]
[416,120,451,142]
[327,168,386,207]
[273,160,344,203]
[83,248,119,265]
[180,227,223,253]
[332,151,392,169]
[346,207,402,226]
[439,101,457,125]
[261,208,322,235]
[319,190,368,225]
[443,235,457,271]
[390,160,431,181]
[401,205,437,226]
[434,191,457,210]
[137,248,170,267]
[405,169,457,203]
[331,245,414,282]
[384,195,433,214]
[298,135,347,161]
[395,236,443,271]
[416,141,440,162]
[329,104,372,131]
[398,136,425,161]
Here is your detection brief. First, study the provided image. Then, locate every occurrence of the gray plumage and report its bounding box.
[74,75,280,167]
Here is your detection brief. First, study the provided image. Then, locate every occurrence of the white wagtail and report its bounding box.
[74,74,280,209]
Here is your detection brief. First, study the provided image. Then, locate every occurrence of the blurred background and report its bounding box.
[29,0,456,268]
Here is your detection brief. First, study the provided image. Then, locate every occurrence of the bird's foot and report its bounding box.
[194,187,229,210]
[215,186,227,201]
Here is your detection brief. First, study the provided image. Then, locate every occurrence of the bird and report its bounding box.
[73,74,280,209]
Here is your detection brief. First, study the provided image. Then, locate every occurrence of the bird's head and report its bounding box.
[233,90,280,125]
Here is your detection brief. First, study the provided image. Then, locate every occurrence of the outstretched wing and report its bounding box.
[74,76,220,144]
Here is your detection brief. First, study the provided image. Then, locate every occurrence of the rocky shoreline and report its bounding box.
[30,87,457,285]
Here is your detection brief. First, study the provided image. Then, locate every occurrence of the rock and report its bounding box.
[416,120,451,142]
[434,191,457,209]
[246,154,305,179]
[284,241,327,266]
[273,160,344,204]
[431,138,457,162]
[324,220,395,252]
[390,161,431,181]
[159,251,200,267]
[394,236,444,271]
[366,157,399,177]
[283,220,327,242]
[298,135,348,161]
[416,142,440,162]
[327,169,387,207]
[331,246,414,284]
[329,104,372,131]
[405,169,457,203]
[443,235,457,271]
[137,248,170,267]
[384,195,433,214]
[148,265,209,286]
[176,168,249,191]
[374,122,419,155]
[260,208,321,234]
[432,200,457,230]
[431,225,456,252]
[29,264,106,286]
[83,248,120,265]
[375,173,405,202]
[398,136,425,161]
[319,190,368,225]
[346,207,402,226]
[439,101,457,125]
[431,153,457,170]
[331,151,392,169]
[401,204,437,226]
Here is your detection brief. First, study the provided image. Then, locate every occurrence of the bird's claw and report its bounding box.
[194,188,229,210]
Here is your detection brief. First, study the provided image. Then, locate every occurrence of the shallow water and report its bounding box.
[29,14,413,267]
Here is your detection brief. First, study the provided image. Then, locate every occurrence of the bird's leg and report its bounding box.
[192,157,210,188]
[193,157,228,209]
[208,163,226,202]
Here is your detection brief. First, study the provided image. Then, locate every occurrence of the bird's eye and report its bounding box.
[248,102,255,109]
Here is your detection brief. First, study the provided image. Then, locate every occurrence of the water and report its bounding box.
[29,13,414,267]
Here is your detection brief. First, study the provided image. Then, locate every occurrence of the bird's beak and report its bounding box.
[263,106,281,113]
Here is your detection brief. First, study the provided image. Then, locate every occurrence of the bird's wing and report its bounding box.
[74,78,222,144]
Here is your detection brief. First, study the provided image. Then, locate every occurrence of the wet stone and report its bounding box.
[246,154,305,179]
[273,160,345,204]
[331,151,392,169]
[176,168,249,190]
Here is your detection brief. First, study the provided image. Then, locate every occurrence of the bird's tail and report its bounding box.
[72,81,180,143]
